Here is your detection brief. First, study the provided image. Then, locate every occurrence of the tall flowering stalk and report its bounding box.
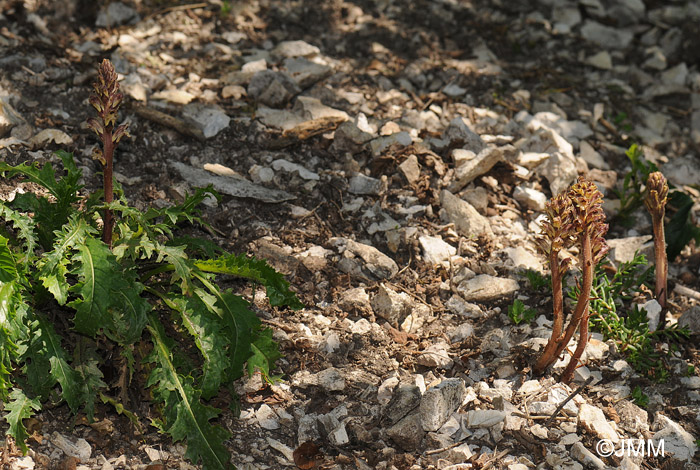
[644,172,669,310]
[86,59,129,247]
[533,177,609,383]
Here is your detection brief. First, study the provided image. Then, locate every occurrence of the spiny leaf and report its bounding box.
[0,153,81,207]
[195,283,258,382]
[69,236,149,343]
[195,254,303,309]
[38,217,95,305]
[248,327,281,381]
[166,294,230,399]
[0,235,18,282]
[162,186,219,225]
[146,316,233,470]
[68,237,116,337]
[99,393,143,432]
[158,245,196,295]
[3,388,41,454]
[169,236,223,259]
[108,278,151,345]
[74,356,107,421]
[0,204,37,260]
[0,281,18,401]
[22,315,82,412]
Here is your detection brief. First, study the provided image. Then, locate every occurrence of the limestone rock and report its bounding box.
[457,274,519,302]
[440,190,493,238]
[417,379,466,433]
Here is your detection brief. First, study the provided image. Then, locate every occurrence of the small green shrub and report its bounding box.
[614,144,658,227]
[0,60,302,470]
[508,299,538,325]
[521,269,551,292]
[569,252,689,382]
[631,385,649,408]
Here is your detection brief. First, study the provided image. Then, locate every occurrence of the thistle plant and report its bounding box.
[533,177,609,383]
[86,59,129,247]
[0,59,302,468]
[644,171,669,310]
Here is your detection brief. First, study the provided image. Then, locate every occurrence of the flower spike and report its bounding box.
[645,171,669,310]
[87,59,129,247]
[534,177,609,384]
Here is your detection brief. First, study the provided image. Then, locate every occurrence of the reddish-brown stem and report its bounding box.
[534,232,594,375]
[102,129,114,247]
[550,251,564,340]
[644,172,669,311]
[651,211,667,310]
[560,305,589,384]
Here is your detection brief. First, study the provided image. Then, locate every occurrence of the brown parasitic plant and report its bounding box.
[533,177,609,383]
[644,171,669,311]
[86,59,129,248]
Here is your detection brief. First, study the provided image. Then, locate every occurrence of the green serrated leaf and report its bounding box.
[204,288,258,381]
[38,217,94,305]
[167,294,230,399]
[68,236,149,343]
[248,327,281,381]
[69,237,116,337]
[169,236,223,259]
[3,388,41,454]
[74,356,107,421]
[1,155,83,249]
[159,245,196,295]
[146,316,233,469]
[0,235,18,282]
[99,393,143,433]
[23,315,82,412]
[195,254,303,309]
[0,204,37,261]
[0,281,18,401]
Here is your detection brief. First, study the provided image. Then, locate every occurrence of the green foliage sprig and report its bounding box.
[508,299,538,325]
[521,269,551,293]
[569,252,689,382]
[614,144,658,228]
[0,59,302,469]
[631,385,649,408]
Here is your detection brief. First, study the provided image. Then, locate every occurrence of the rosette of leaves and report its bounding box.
[0,60,302,470]
[534,177,609,383]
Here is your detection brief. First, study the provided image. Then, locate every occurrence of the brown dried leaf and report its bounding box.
[293,441,322,469]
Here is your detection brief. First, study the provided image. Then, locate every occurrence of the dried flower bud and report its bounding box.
[645,172,669,215]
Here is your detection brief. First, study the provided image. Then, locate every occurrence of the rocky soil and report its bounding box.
[3,0,700,469]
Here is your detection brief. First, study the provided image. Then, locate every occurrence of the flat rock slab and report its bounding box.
[181,103,230,138]
[440,190,493,238]
[462,410,506,428]
[457,274,518,302]
[386,412,425,451]
[170,162,295,203]
[330,237,399,280]
[578,403,619,442]
[420,378,467,431]
[448,146,502,192]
